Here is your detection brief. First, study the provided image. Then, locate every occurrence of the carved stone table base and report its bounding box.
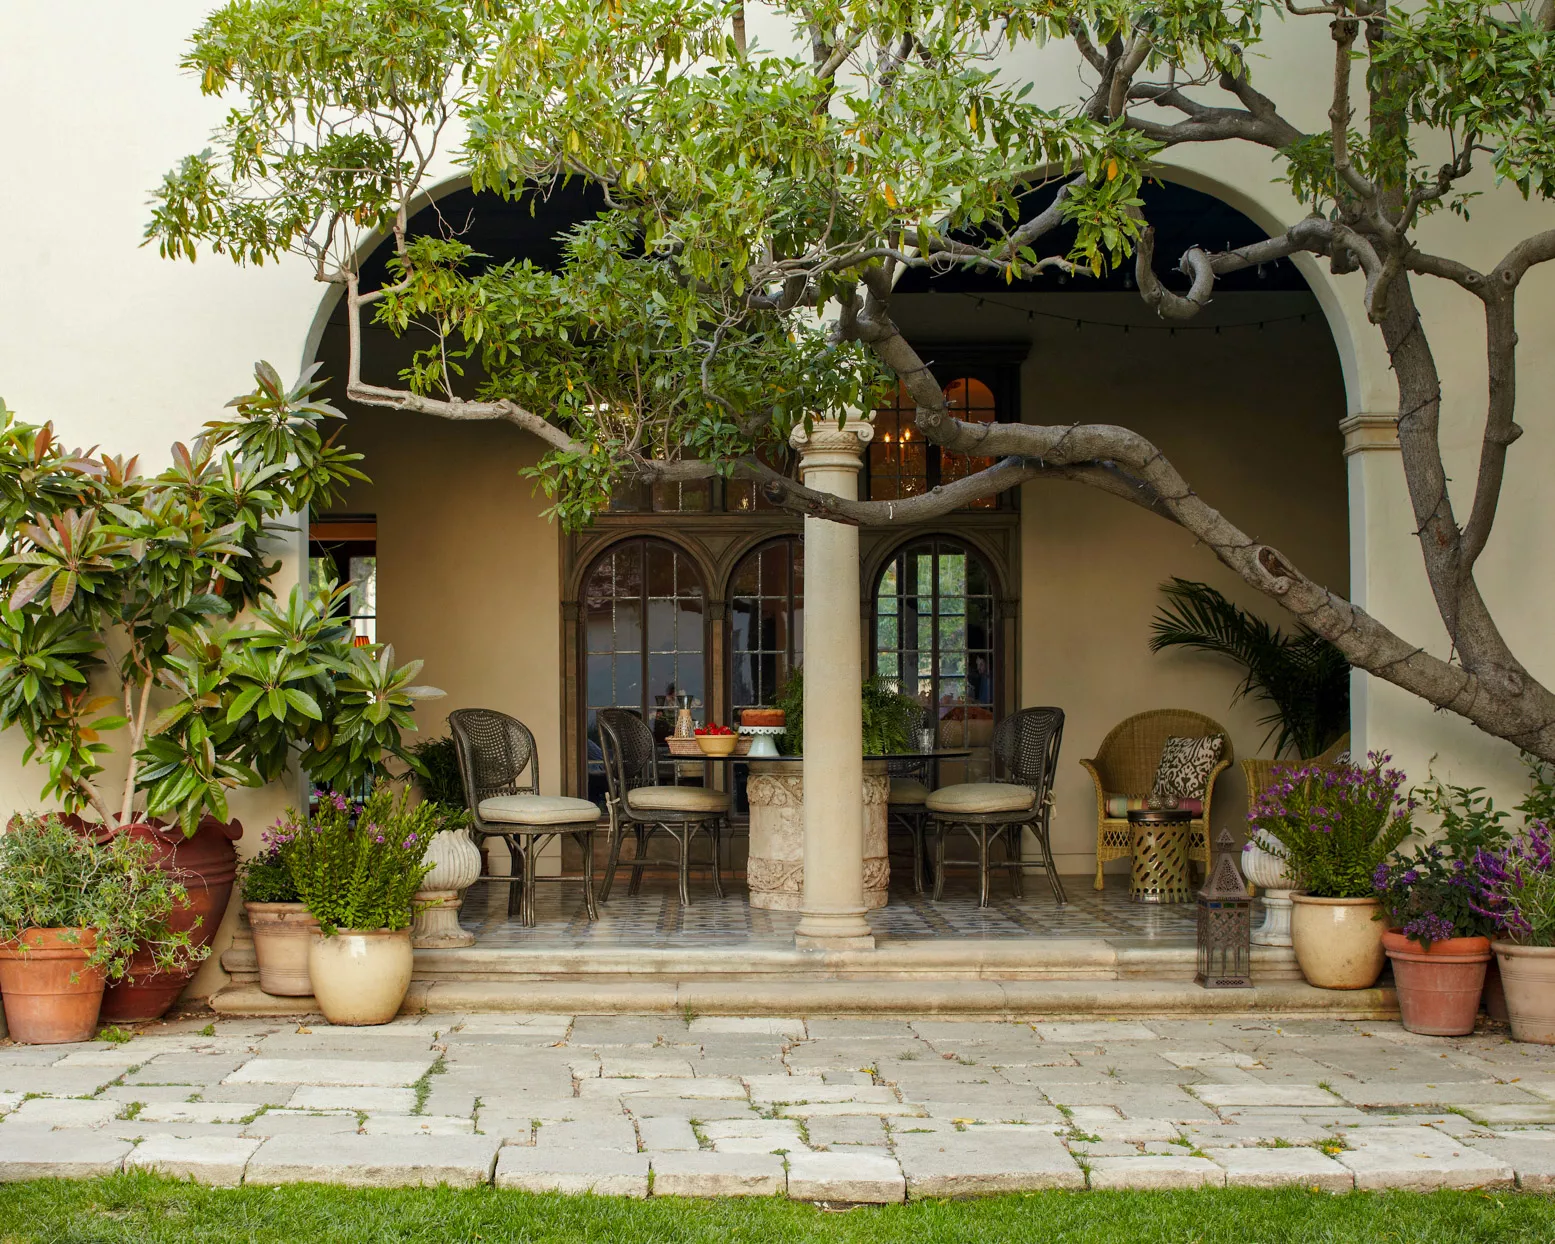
[746,759,889,911]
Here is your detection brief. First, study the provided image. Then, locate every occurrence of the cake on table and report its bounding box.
[740,708,786,728]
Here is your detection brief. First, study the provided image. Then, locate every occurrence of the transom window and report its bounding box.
[874,537,997,751]
[729,537,803,717]
[869,377,1000,509]
[582,538,706,798]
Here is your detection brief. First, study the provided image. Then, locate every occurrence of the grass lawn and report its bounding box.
[0,1175,1551,1243]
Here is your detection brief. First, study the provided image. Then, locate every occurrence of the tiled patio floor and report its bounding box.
[458,872,1213,949]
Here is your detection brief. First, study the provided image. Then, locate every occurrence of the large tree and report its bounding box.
[150,0,1555,758]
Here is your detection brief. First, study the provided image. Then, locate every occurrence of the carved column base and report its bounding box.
[1253,889,1295,947]
[746,763,888,911]
[411,890,475,948]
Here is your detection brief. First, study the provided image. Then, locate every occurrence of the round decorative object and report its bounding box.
[1241,833,1295,948]
[307,928,414,1026]
[1290,895,1386,989]
[412,828,483,949]
[696,734,739,756]
[246,902,319,996]
[739,724,785,758]
[1384,930,1491,1036]
[1127,809,1192,903]
[1493,941,1555,1044]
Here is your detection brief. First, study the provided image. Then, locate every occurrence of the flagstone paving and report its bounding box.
[2,1013,1555,1198]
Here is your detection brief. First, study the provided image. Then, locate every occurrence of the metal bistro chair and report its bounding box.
[596,708,730,905]
[926,707,1067,908]
[885,701,933,894]
[448,708,603,927]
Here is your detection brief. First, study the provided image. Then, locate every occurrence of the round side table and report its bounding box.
[1127,808,1193,903]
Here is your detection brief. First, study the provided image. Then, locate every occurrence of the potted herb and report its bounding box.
[238,838,317,997]
[1472,821,1555,1043]
[0,365,440,1021]
[279,782,435,1025]
[0,814,205,1043]
[1374,842,1496,1036]
[1251,752,1412,989]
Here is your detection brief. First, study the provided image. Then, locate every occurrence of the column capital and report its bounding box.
[1340,412,1400,457]
[789,416,874,477]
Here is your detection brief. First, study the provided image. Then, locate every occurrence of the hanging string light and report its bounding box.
[959,292,1312,335]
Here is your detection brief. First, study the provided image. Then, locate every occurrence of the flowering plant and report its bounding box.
[1250,752,1412,898]
[1471,821,1555,947]
[1373,845,1492,948]
[236,843,298,904]
[274,782,436,933]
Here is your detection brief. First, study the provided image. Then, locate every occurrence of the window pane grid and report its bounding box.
[730,537,803,716]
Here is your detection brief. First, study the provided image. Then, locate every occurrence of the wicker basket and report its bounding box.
[667,735,754,756]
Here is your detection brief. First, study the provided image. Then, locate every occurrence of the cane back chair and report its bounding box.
[925,707,1067,907]
[1080,709,1233,891]
[448,708,603,926]
[596,708,729,905]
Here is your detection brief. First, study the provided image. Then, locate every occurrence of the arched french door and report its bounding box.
[873,536,999,769]
[580,537,708,802]
[728,536,804,720]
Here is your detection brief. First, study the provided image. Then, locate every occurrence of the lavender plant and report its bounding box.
[1250,752,1413,899]
[1471,822,1555,948]
[275,783,435,933]
[1374,846,1492,949]
[0,813,207,979]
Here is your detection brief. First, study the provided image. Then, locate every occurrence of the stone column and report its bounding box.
[789,417,876,950]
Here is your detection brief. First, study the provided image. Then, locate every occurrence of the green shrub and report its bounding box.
[236,844,298,904]
[0,813,207,979]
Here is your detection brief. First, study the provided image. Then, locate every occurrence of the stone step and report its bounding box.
[210,975,1396,1020]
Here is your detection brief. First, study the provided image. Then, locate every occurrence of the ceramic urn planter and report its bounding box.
[1492,942,1555,1044]
[307,928,414,1026]
[1290,895,1387,989]
[411,827,482,949]
[246,902,320,996]
[1383,930,1491,1036]
[1240,833,1295,947]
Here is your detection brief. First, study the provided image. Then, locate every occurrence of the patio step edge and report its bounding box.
[208,977,1394,1020]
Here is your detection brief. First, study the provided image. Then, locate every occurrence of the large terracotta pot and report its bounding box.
[1290,894,1387,989]
[0,928,105,1044]
[1493,941,1555,1044]
[93,817,243,1023]
[246,902,319,996]
[307,929,413,1026]
[1383,930,1491,1036]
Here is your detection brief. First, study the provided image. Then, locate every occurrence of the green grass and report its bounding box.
[0,1174,1550,1243]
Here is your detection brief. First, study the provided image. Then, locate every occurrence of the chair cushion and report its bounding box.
[1151,735,1224,802]
[1105,793,1205,819]
[926,782,1035,815]
[479,795,601,826]
[888,778,931,805]
[626,786,731,814]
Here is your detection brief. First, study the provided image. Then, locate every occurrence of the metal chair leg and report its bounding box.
[505,835,522,918]
[932,820,948,901]
[628,825,648,896]
[1039,824,1068,905]
[909,813,926,895]
[709,821,725,899]
[1008,824,1026,900]
[676,824,692,907]
[599,821,625,903]
[977,826,992,908]
[580,828,599,920]
[521,836,540,927]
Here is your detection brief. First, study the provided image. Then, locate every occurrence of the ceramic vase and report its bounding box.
[307,928,414,1026]
[0,928,105,1044]
[1493,942,1555,1044]
[246,902,319,996]
[411,827,482,949]
[1383,930,1491,1036]
[1240,833,1295,947]
[1290,895,1387,989]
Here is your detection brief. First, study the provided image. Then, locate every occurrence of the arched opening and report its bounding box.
[728,536,804,721]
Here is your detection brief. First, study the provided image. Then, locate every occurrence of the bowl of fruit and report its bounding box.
[695,724,739,756]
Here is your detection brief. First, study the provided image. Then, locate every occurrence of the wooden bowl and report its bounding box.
[696,734,739,756]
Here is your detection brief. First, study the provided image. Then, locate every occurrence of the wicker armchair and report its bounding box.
[1242,733,1353,812]
[1080,709,1233,891]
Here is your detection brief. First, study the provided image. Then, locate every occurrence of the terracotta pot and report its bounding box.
[246,902,319,996]
[307,929,413,1026]
[0,928,105,1044]
[1493,941,1555,1044]
[1383,930,1491,1036]
[92,817,242,1023]
[1290,894,1387,989]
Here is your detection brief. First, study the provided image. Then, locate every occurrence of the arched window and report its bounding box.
[874,537,998,752]
[582,539,706,799]
[729,537,803,717]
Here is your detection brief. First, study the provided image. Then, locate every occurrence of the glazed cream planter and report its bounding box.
[245,902,319,997]
[306,928,413,1026]
[1290,895,1386,989]
[1493,941,1555,1044]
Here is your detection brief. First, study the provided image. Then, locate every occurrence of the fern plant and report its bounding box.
[773,669,920,756]
[1149,579,1349,761]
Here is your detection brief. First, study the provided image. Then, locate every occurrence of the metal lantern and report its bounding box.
[1196,826,1254,989]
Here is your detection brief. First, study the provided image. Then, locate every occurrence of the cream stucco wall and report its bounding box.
[0,3,1550,983]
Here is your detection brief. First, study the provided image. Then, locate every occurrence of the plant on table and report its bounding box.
[774,669,921,756]
[0,813,206,1042]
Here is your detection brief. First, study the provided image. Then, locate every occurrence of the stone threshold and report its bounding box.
[210,975,1396,1020]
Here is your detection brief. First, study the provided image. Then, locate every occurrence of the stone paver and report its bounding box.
[650,1151,786,1197]
[4,1013,1555,1196]
[126,1137,262,1186]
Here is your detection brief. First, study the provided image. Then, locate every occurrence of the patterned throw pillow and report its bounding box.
[1150,735,1224,802]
